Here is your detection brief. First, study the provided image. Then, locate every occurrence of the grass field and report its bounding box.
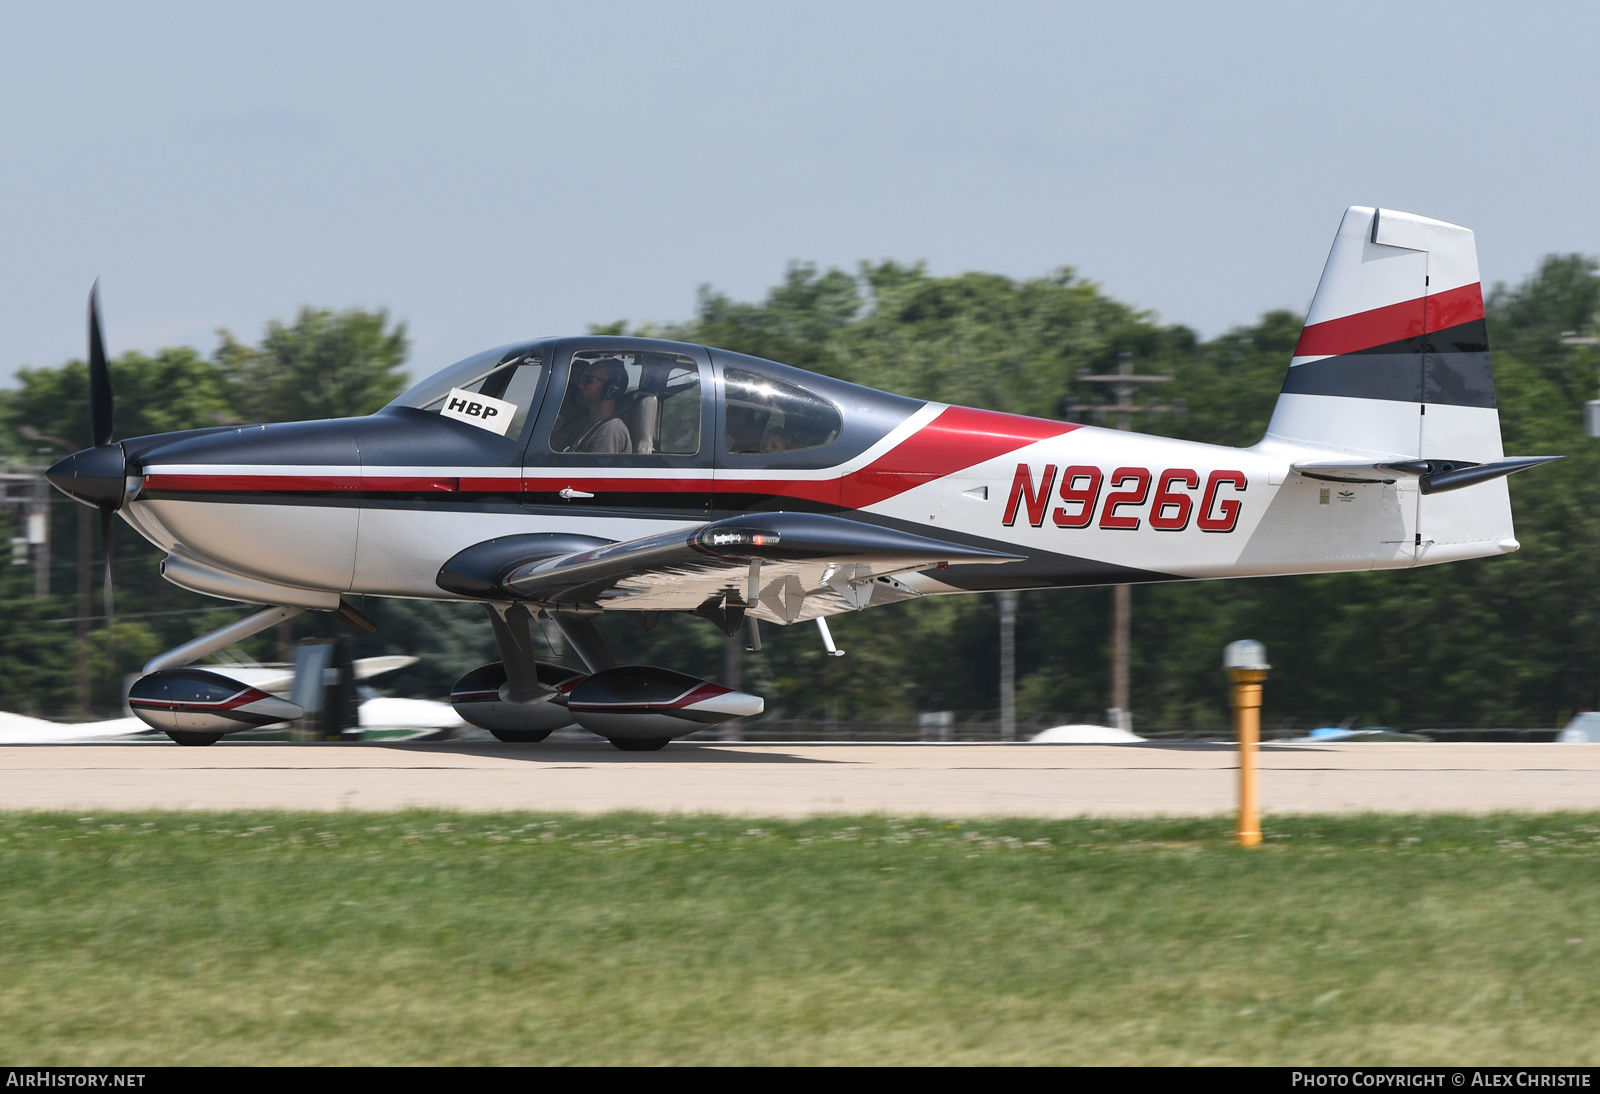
[1,810,1597,1065]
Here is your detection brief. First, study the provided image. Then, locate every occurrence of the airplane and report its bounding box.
[44,206,1560,750]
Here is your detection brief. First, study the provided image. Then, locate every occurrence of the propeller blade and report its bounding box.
[100,502,115,659]
[88,282,113,448]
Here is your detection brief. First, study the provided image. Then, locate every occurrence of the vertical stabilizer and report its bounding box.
[1262,207,1514,564]
[1264,206,1501,464]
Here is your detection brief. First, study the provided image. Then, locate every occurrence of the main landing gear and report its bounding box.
[449,605,762,752]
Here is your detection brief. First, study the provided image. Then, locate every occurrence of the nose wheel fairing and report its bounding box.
[128,668,304,735]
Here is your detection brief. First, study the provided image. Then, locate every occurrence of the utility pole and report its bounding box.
[721,628,744,742]
[997,590,1018,741]
[2,460,52,598]
[21,428,94,717]
[1067,352,1185,732]
[1563,334,1600,710]
[31,471,50,598]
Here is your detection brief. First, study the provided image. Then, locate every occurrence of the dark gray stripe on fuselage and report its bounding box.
[844,511,1181,591]
[1279,320,1496,408]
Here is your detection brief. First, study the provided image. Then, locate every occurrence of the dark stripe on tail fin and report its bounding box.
[1280,319,1495,408]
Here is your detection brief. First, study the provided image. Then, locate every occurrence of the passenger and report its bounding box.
[562,359,632,454]
[780,402,840,451]
[725,401,773,454]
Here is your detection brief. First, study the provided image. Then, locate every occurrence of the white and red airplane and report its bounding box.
[47,206,1557,749]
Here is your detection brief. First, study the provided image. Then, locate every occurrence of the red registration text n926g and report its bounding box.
[1003,464,1245,533]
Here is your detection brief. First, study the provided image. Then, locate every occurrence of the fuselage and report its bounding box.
[70,334,1512,615]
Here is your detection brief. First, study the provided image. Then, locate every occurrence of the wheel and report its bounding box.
[167,731,223,747]
[489,729,553,743]
[608,737,671,752]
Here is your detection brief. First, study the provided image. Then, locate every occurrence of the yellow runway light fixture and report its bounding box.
[1224,640,1269,847]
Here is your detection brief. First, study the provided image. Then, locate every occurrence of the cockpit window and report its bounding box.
[389,344,545,439]
[551,351,702,455]
[724,368,843,454]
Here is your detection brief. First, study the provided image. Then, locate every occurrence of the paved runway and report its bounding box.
[1,740,1597,816]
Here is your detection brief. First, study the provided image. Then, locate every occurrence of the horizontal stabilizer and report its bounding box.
[1417,456,1562,495]
[1292,455,1561,493]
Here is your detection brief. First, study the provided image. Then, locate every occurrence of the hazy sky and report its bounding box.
[4,1,1598,387]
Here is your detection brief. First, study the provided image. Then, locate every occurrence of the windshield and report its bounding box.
[388,342,546,437]
[390,343,544,411]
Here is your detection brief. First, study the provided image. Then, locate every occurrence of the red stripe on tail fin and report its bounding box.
[1294,283,1484,358]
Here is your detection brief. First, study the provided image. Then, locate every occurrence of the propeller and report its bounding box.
[100,502,115,642]
[86,284,116,655]
[42,284,128,672]
[88,282,113,448]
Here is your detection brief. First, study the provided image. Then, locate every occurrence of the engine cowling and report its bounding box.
[567,666,763,741]
[128,668,305,734]
[450,661,586,733]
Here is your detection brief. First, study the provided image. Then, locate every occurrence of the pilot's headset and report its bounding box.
[587,358,628,401]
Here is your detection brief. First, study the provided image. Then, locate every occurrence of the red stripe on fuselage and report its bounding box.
[841,405,1077,508]
[144,473,362,493]
[142,407,1078,509]
[719,406,1079,509]
[516,476,710,495]
[1293,283,1484,358]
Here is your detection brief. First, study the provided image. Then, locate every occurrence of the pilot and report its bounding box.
[563,359,632,454]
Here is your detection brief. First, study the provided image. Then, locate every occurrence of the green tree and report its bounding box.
[0,347,235,455]
[837,263,1189,419]
[685,262,863,375]
[0,308,417,716]
[1488,254,1600,380]
[215,307,409,423]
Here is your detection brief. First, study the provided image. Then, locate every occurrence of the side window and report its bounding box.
[395,347,545,439]
[552,351,702,455]
[724,368,843,454]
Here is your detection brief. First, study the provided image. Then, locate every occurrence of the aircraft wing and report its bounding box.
[438,512,1023,624]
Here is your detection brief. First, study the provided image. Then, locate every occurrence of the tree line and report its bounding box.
[2,260,1598,730]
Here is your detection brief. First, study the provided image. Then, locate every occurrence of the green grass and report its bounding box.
[1,811,1598,1065]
